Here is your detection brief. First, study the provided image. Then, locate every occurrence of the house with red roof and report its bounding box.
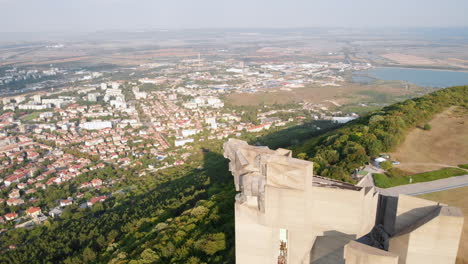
[60,199,73,207]
[91,179,103,187]
[87,196,107,207]
[46,177,58,186]
[4,212,18,221]
[26,207,41,218]
[174,160,185,166]
[25,189,37,195]
[246,123,271,133]
[7,198,24,206]
[35,183,46,190]
[4,173,26,187]
[8,189,20,199]
[79,182,92,189]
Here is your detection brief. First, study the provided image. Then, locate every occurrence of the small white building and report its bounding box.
[182,129,198,137]
[175,138,194,147]
[81,121,112,130]
[373,157,387,167]
[332,116,358,124]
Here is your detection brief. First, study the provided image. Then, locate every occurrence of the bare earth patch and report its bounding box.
[418,186,468,264]
[391,106,468,173]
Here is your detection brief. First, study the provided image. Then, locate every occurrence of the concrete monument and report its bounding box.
[223,139,464,264]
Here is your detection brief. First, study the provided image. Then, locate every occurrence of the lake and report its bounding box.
[353,67,468,88]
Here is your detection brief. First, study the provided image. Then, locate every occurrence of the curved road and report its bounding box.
[376,174,468,197]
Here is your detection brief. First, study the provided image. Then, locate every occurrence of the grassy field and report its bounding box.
[225,82,420,107]
[21,112,40,121]
[373,167,467,188]
[417,186,468,264]
[391,106,468,173]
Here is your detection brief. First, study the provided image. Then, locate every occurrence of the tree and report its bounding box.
[97,235,107,248]
[296,153,308,160]
[107,229,119,243]
[186,256,206,264]
[191,206,209,218]
[326,166,352,182]
[195,233,226,255]
[140,248,159,263]
[362,134,383,157]
[91,202,104,213]
[83,247,96,262]
[316,148,339,164]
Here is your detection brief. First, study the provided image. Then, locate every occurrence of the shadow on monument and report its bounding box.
[310,230,356,264]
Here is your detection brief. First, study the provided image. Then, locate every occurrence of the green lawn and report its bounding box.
[21,112,40,121]
[373,167,467,188]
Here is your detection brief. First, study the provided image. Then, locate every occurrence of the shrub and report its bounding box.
[140,248,159,263]
[386,168,410,178]
[195,233,226,255]
[423,123,432,130]
[190,206,209,218]
[380,161,393,171]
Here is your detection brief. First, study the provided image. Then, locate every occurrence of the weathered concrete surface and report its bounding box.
[224,139,379,264]
[389,196,464,264]
[393,195,441,235]
[311,231,356,264]
[344,241,399,264]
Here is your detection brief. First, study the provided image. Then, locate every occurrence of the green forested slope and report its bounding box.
[0,148,236,264]
[0,86,466,263]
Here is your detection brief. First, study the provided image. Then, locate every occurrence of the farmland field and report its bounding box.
[225,82,419,107]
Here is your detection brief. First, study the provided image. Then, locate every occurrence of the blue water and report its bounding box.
[353,67,468,88]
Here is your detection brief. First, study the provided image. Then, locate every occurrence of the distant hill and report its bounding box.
[293,85,468,182]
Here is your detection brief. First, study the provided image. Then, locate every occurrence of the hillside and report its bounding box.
[293,85,468,182]
[390,106,468,173]
[0,86,466,263]
[0,147,237,264]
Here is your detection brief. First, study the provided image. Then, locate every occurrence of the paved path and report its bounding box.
[377,174,468,197]
[356,175,375,188]
[395,162,465,170]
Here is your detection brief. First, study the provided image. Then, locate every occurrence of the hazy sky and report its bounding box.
[1,0,467,32]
